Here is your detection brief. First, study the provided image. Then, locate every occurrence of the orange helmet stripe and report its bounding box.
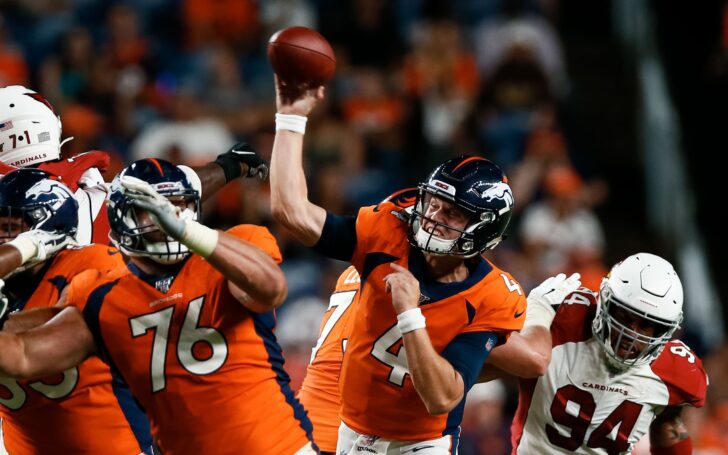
[452,156,486,173]
[147,158,165,175]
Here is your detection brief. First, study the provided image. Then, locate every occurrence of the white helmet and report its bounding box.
[0,85,69,167]
[592,253,683,370]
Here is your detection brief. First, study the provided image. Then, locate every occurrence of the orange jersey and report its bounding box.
[0,244,152,455]
[298,266,360,452]
[66,225,315,455]
[339,202,527,441]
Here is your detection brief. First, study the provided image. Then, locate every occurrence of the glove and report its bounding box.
[121,176,219,258]
[120,176,187,240]
[7,229,78,267]
[524,273,581,329]
[214,142,269,182]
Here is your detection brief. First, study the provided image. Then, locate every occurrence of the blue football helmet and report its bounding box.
[107,158,200,264]
[408,155,514,257]
[0,168,78,244]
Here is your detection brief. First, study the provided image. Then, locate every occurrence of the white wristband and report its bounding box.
[275,113,307,134]
[397,308,426,334]
[181,221,219,259]
[523,300,557,329]
[6,236,38,264]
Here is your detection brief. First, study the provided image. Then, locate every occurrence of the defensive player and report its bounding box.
[0,85,268,244]
[298,189,418,454]
[270,86,526,454]
[0,169,152,454]
[486,253,707,454]
[0,159,316,454]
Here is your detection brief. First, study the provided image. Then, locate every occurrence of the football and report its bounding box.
[267,26,336,87]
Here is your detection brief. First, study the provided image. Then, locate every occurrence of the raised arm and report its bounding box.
[649,406,692,454]
[0,306,96,380]
[120,177,287,311]
[479,273,581,381]
[481,326,552,380]
[191,142,270,202]
[269,82,327,246]
[207,232,287,311]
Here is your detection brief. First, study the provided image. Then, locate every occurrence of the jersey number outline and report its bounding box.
[500,273,523,295]
[0,368,80,411]
[546,384,643,453]
[310,289,357,364]
[129,296,229,393]
[371,325,409,387]
[669,340,696,364]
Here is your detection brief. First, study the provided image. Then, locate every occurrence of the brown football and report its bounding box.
[267,26,336,87]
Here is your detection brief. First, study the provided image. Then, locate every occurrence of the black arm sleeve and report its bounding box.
[312,212,358,262]
[441,331,499,392]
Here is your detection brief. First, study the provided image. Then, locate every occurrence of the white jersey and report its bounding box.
[511,289,707,455]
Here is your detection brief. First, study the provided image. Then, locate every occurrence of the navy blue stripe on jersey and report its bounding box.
[47,275,69,295]
[82,278,154,453]
[465,300,475,325]
[443,407,462,454]
[110,370,154,454]
[251,311,319,453]
[408,249,493,304]
[442,331,498,391]
[125,257,189,294]
[313,212,357,262]
[361,252,400,286]
[82,279,120,364]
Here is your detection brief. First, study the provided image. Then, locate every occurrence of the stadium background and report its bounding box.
[0,0,726,453]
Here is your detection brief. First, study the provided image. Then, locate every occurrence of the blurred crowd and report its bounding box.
[0,0,725,453]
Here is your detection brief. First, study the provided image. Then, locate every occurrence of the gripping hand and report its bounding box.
[524,273,582,328]
[215,142,269,182]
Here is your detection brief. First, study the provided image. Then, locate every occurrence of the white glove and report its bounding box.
[120,176,218,258]
[524,273,582,329]
[120,176,187,240]
[7,229,78,267]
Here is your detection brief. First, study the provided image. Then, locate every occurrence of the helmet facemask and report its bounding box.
[592,282,682,371]
[109,183,199,265]
[409,187,499,258]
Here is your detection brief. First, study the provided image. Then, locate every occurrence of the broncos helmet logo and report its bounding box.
[470,181,514,215]
[24,179,74,227]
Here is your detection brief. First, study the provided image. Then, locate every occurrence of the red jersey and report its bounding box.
[66,225,315,455]
[339,201,526,441]
[511,289,708,454]
[298,266,360,452]
[0,244,151,455]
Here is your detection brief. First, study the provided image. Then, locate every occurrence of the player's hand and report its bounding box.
[215,142,269,181]
[384,263,421,314]
[12,229,78,266]
[524,273,581,328]
[275,75,325,116]
[120,176,187,240]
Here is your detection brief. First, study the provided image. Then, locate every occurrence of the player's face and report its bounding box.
[421,195,471,240]
[0,213,27,243]
[133,197,194,242]
[609,306,656,358]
